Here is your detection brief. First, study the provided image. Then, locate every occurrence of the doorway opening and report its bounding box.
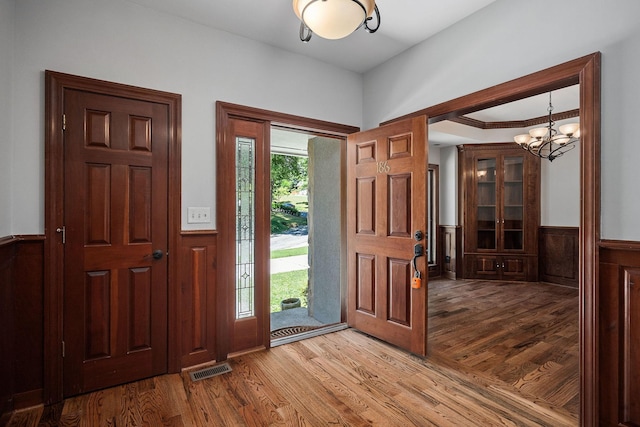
[426,85,582,418]
[269,128,346,344]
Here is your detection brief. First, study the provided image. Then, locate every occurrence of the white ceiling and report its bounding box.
[430,85,580,146]
[126,0,498,73]
[123,0,579,149]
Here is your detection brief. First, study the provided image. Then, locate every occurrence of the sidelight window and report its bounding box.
[236,136,256,318]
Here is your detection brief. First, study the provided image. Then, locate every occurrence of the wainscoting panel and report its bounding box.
[599,240,640,427]
[440,226,461,280]
[1,231,219,419]
[0,237,16,415]
[0,236,45,413]
[179,231,218,368]
[539,227,579,287]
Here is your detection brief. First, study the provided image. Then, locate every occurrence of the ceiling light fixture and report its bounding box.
[293,0,380,42]
[513,92,580,162]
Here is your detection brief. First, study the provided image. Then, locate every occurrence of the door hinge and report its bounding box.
[62,341,65,358]
[62,114,66,131]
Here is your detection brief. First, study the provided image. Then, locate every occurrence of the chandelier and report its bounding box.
[513,92,580,162]
[293,0,380,42]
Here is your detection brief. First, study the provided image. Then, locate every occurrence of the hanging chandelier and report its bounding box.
[513,92,580,162]
[292,0,380,42]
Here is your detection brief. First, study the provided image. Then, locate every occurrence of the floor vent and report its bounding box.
[189,362,232,382]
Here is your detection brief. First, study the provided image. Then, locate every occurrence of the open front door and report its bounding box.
[347,116,428,356]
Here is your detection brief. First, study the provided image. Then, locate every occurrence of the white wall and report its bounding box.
[0,0,14,237]
[364,0,640,241]
[541,143,580,227]
[428,144,440,165]
[8,0,363,234]
[439,146,458,226]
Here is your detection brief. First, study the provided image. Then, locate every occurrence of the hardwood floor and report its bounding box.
[428,279,579,416]
[3,279,579,426]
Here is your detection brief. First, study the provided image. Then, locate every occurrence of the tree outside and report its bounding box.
[270,154,309,233]
[270,153,309,313]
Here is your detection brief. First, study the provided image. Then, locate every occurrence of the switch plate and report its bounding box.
[187,207,211,224]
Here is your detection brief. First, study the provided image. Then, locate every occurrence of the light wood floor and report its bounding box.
[4,279,579,426]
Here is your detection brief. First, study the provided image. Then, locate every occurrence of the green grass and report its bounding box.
[275,194,308,212]
[271,246,308,259]
[270,192,309,312]
[270,269,307,313]
[270,211,307,234]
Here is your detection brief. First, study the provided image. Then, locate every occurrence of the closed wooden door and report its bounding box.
[62,89,169,396]
[347,116,429,356]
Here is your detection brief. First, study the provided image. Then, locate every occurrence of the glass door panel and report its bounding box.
[476,158,496,250]
[502,156,524,251]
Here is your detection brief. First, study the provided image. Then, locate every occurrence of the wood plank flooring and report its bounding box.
[3,279,579,426]
[428,279,579,416]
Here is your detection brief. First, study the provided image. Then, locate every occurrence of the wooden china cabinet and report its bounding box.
[458,143,540,281]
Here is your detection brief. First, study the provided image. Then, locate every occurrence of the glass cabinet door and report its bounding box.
[502,156,524,250]
[476,158,497,250]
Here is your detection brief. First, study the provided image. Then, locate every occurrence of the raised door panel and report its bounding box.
[500,256,527,281]
[621,268,640,425]
[356,177,376,235]
[179,233,217,368]
[539,227,579,287]
[387,173,411,238]
[599,245,640,426]
[387,258,411,326]
[466,254,499,280]
[356,253,376,314]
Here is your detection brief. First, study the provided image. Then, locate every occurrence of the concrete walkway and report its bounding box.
[270,254,308,274]
[270,233,308,251]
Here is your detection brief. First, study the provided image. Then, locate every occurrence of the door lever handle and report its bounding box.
[56,226,66,244]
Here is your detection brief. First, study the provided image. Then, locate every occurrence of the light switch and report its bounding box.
[187,207,211,224]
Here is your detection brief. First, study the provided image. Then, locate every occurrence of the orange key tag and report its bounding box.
[412,274,422,289]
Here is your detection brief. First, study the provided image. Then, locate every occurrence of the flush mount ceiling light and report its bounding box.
[513,92,580,162]
[293,0,380,42]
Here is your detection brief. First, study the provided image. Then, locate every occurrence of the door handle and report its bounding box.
[152,249,164,260]
[411,243,424,289]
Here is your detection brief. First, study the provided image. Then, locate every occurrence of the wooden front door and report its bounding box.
[62,88,169,396]
[347,116,429,356]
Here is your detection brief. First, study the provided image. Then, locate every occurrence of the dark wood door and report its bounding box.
[62,89,169,396]
[347,116,428,356]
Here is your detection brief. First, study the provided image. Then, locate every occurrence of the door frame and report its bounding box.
[382,52,601,425]
[215,102,358,361]
[43,71,182,404]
